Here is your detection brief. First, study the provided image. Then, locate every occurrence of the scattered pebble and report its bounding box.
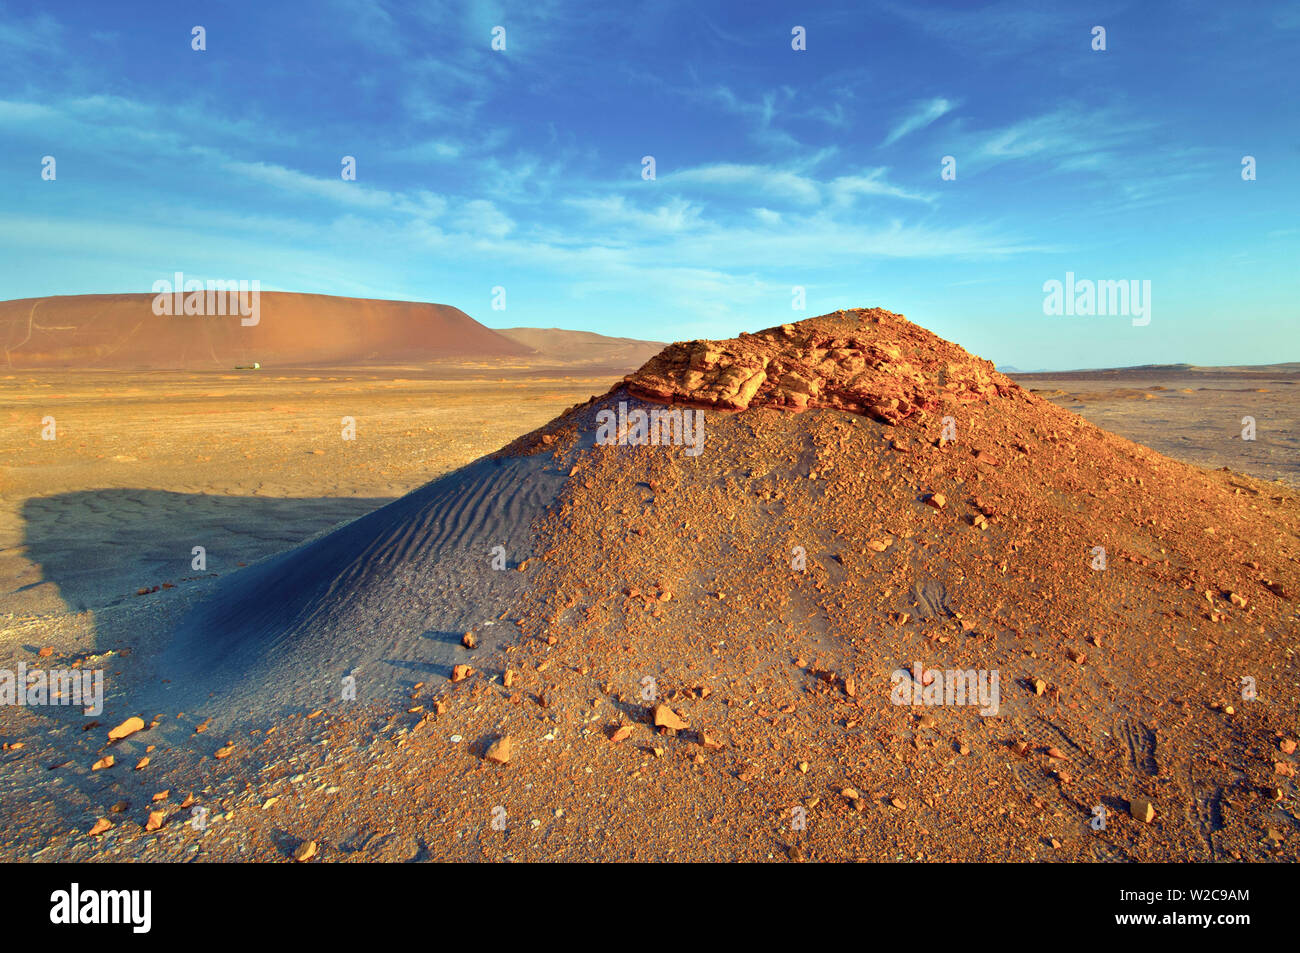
[485,735,513,764]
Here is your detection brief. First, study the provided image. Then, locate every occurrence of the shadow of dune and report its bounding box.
[11,448,574,734]
[17,489,392,615]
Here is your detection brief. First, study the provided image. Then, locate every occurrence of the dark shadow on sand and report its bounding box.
[17,488,392,615]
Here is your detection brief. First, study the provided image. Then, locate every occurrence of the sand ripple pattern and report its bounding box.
[155,454,564,719]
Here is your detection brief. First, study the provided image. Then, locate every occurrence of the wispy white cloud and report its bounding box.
[941,106,1160,178]
[662,162,932,208]
[390,139,463,162]
[0,92,286,162]
[705,86,801,150]
[827,170,935,205]
[461,198,515,238]
[566,195,704,233]
[883,97,958,146]
[0,99,55,122]
[223,159,412,211]
[664,163,823,205]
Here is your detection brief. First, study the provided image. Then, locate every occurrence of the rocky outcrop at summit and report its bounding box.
[626,307,1024,424]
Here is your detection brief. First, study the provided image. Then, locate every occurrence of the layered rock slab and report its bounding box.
[626,307,1024,424]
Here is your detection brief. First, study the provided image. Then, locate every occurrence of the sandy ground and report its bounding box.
[1013,367,1300,487]
[0,341,1296,863]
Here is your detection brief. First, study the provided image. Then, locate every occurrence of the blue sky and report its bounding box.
[1,0,1297,369]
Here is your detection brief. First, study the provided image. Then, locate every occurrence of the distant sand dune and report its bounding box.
[0,292,535,369]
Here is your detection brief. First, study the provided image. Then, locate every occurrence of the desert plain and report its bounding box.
[0,305,1296,863]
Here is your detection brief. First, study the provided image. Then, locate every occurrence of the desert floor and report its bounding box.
[0,363,1295,862]
[1013,366,1300,487]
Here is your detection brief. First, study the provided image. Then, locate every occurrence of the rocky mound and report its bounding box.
[626,308,1017,422]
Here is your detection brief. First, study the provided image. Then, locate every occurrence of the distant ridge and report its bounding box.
[1010,361,1300,376]
[495,326,664,368]
[0,292,534,369]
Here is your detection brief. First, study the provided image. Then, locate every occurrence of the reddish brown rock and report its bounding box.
[624,308,1019,424]
[485,735,513,764]
[108,716,145,742]
[1130,797,1156,823]
[653,704,689,731]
